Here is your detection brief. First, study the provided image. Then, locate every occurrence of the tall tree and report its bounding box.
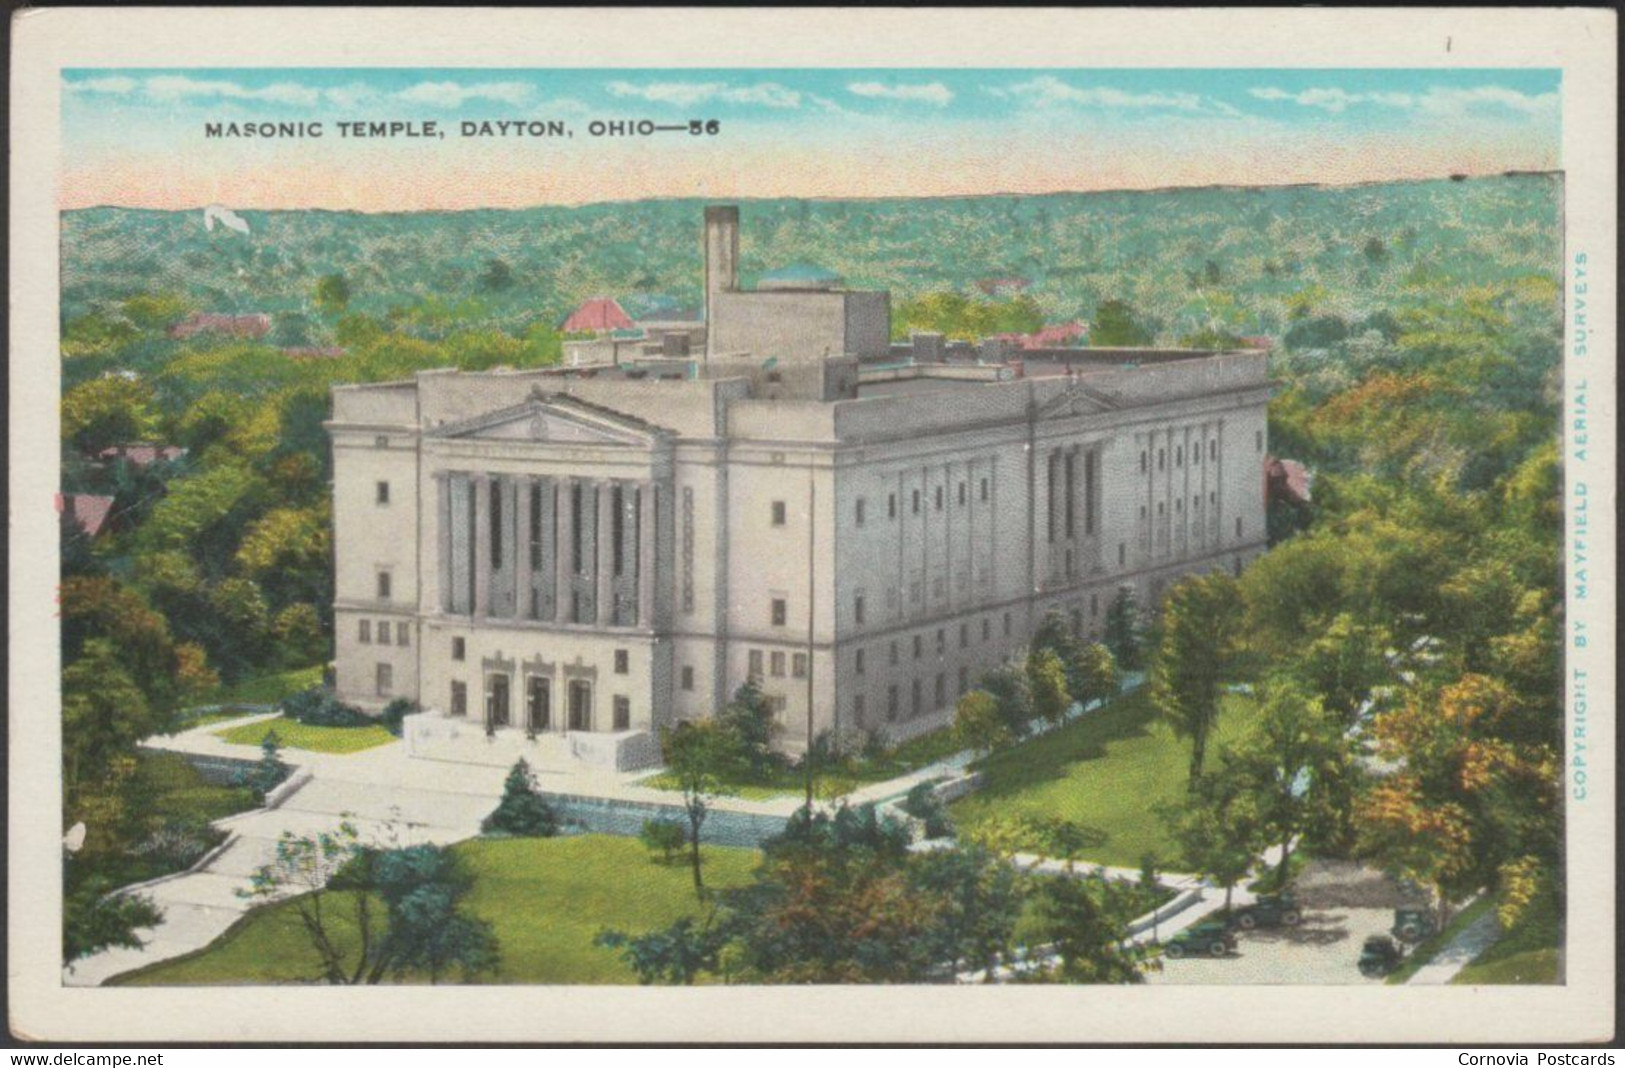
[660,720,744,896]
[1150,571,1244,786]
[1026,648,1073,730]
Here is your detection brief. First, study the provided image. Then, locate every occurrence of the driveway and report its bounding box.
[1149,905,1397,985]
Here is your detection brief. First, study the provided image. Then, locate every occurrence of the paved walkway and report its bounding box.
[1406,903,1500,985]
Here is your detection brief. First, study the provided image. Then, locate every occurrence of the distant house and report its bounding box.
[169,312,272,340]
[96,443,187,468]
[59,493,115,539]
[561,298,635,335]
[976,276,1032,297]
[1264,456,1313,507]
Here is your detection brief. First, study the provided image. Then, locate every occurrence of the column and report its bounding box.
[554,477,574,623]
[515,478,534,619]
[472,473,490,619]
[596,481,615,625]
[637,482,656,628]
[435,472,452,613]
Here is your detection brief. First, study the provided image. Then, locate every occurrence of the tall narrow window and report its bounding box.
[396,622,409,647]
[888,493,897,519]
[1084,452,1098,535]
[377,571,391,601]
[529,483,542,568]
[612,485,625,576]
[854,593,866,625]
[376,480,390,505]
[980,477,989,502]
[359,619,372,644]
[450,680,467,716]
[1064,451,1076,538]
[855,497,866,526]
[771,598,787,627]
[771,500,787,526]
[613,696,631,731]
[489,480,503,570]
[375,663,393,697]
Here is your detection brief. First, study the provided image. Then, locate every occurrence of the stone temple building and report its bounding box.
[328,205,1272,767]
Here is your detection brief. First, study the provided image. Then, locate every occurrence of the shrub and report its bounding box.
[380,697,418,737]
[639,818,687,864]
[242,730,288,802]
[481,759,559,837]
[280,686,371,728]
[900,781,955,840]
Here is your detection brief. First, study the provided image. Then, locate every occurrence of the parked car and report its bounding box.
[1359,934,1405,978]
[1164,921,1236,959]
[1391,906,1437,944]
[1227,893,1304,930]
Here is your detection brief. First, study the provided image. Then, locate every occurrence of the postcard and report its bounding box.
[7,6,1616,1046]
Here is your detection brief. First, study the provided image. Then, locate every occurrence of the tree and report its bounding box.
[63,876,164,964]
[272,602,328,667]
[1072,642,1120,711]
[899,781,955,840]
[314,273,351,312]
[481,759,559,837]
[716,678,780,776]
[908,844,1024,980]
[1226,677,1347,888]
[62,640,157,796]
[1138,854,1162,944]
[1027,648,1072,729]
[1292,613,1392,725]
[61,375,157,456]
[1102,587,1143,670]
[366,844,500,984]
[639,819,687,864]
[246,730,287,802]
[980,661,1032,738]
[479,258,515,292]
[1158,767,1266,911]
[1027,873,1144,983]
[596,914,726,985]
[1090,299,1152,347]
[952,689,1011,757]
[660,720,744,895]
[1150,571,1244,786]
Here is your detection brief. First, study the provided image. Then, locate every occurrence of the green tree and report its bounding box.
[61,641,156,801]
[1027,873,1144,984]
[1072,642,1120,711]
[120,292,192,332]
[639,819,687,864]
[1158,767,1266,910]
[314,273,351,312]
[979,661,1032,738]
[716,678,780,776]
[1090,299,1152,347]
[272,602,328,667]
[909,844,1025,980]
[952,689,1011,757]
[1026,648,1072,729]
[1102,587,1143,670]
[481,758,559,837]
[63,875,164,965]
[1150,572,1244,787]
[660,720,745,896]
[479,258,515,292]
[61,375,157,455]
[367,844,501,984]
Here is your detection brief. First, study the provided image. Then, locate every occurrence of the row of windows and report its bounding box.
[851,668,970,728]
[444,636,632,676]
[768,478,992,530]
[747,649,810,680]
[358,619,410,646]
[851,612,1017,673]
[1136,429,1265,475]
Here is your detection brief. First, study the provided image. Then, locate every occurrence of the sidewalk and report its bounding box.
[1406,905,1500,985]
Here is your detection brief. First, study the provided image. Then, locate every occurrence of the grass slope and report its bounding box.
[114,835,758,985]
[1452,889,1562,985]
[215,714,396,754]
[949,689,1261,869]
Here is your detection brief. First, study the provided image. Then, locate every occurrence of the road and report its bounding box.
[1148,906,1398,985]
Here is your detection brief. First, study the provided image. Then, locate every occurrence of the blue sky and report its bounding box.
[60,68,1562,209]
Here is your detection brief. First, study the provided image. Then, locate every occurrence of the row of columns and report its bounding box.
[444,473,658,629]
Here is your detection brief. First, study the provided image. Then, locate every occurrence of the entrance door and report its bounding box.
[486,674,511,729]
[567,680,592,731]
[527,676,551,733]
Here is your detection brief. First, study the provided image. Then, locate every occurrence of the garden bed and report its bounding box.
[214,715,397,755]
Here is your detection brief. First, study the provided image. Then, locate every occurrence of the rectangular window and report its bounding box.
[748,650,764,678]
[375,663,393,697]
[770,651,786,678]
[911,489,921,514]
[889,641,899,666]
[855,497,866,527]
[681,666,695,691]
[396,622,409,646]
[529,484,542,568]
[934,673,946,707]
[771,500,787,526]
[888,493,898,520]
[855,648,866,675]
[959,622,969,648]
[982,618,991,641]
[1236,516,1244,537]
[1140,450,1148,473]
[1211,440,1218,461]
[911,680,922,717]
[614,649,629,674]
[376,480,390,505]
[935,486,943,511]
[452,636,465,661]
[792,653,808,679]
[1003,612,1012,637]
[958,482,967,506]
[374,435,389,449]
[980,477,989,502]
[853,693,867,726]
[1176,445,1183,466]
[853,593,866,625]
[377,571,392,600]
[450,680,467,716]
[887,685,899,721]
[1119,542,1127,566]
[613,696,631,731]
[377,621,391,646]
[1064,452,1075,537]
[935,628,945,654]
[359,619,372,643]
[1158,448,1166,471]
[771,598,787,626]
[913,635,923,660]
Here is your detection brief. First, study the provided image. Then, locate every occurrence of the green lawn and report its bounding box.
[208,665,326,707]
[113,835,760,985]
[949,689,1262,869]
[638,726,961,801]
[1452,889,1562,985]
[215,715,397,755]
[1386,895,1495,984]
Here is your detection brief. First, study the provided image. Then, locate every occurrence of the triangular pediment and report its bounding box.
[431,395,665,446]
[1037,380,1120,419]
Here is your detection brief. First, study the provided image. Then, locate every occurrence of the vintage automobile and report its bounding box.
[1391,906,1438,944]
[1358,934,1405,978]
[1163,921,1237,959]
[1227,892,1304,930]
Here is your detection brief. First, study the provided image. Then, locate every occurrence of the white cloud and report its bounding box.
[395,81,535,108]
[64,75,137,95]
[605,79,804,108]
[847,81,954,106]
[323,83,380,110]
[1006,76,1208,112]
[142,75,320,107]
[1249,84,1556,116]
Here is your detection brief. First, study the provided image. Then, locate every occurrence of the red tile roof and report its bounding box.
[561,298,634,334]
[97,443,187,467]
[169,313,272,340]
[59,493,115,538]
[1264,456,1313,506]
